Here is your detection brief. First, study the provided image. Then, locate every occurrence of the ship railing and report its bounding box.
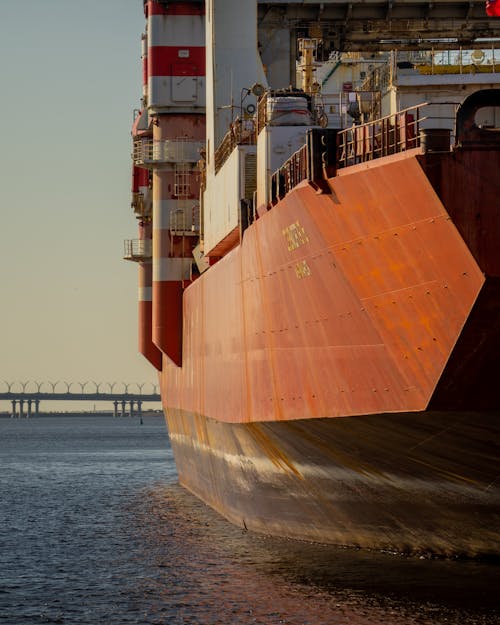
[257,92,267,133]
[337,103,430,168]
[360,49,499,98]
[169,205,200,237]
[133,138,204,168]
[123,239,152,262]
[267,103,456,206]
[270,145,308,204]
[214,117,256,174]
[404,48,499,75]
[269,129,338,204]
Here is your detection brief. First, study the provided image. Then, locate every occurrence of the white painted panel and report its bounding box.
[256,128,270,211]
[259,28,291,89]
[206,0,268,166]
[172,75,199,102]
[204,145,256,254]
[149,76,206,110]
[256,125,308,209]
[138,286,152,302]
[149,15,204,48]
[153,200,178,230]
[153,257,191,281]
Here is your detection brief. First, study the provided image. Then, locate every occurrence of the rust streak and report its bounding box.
[246,423,303,479]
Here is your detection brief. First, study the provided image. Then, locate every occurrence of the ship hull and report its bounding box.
[163,152,490,423]
[128,7,500,558]
[166,407,500,557]
[158,147,500,556]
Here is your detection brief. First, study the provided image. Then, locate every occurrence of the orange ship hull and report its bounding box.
[157,139,500,556]
[164,151,487,421]
[126,2,499,556]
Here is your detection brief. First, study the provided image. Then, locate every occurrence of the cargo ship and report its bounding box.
[125,0,500,557]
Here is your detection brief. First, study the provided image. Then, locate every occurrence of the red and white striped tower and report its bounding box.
[145,0,205,366]
[129,19,162,371]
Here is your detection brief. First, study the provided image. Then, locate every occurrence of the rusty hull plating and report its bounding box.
[166,152,487,422]
[159,90,500,557]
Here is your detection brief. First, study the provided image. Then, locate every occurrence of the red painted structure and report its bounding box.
[126,2,500,556]
[161,94,500,557]
[129,0,205,368]
[165,152,485,422]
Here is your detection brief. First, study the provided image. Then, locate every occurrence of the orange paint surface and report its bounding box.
[164,153,484,423]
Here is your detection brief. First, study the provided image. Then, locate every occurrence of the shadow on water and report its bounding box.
[1,416,497,625]
[128,483,500,625]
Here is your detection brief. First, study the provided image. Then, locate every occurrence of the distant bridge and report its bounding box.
[0,381,161,418]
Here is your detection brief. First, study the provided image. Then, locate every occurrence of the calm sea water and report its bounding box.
[0,415,498,625]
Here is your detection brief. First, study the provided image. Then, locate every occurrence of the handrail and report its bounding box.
[269,129,337,204]
[271,144,308,203]
[123,239,152,261]
[133,138,204,167]
[267,102,456,205]
[214,117,256,174]
[337,102,429,168]
[169,205,200,236]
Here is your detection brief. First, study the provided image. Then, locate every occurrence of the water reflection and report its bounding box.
[129,484,500,625]
[1,416,497,625]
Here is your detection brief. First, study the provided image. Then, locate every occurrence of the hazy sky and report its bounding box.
[0,1,157,407]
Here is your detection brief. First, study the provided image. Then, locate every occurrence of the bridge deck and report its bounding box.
[0,392,161,402]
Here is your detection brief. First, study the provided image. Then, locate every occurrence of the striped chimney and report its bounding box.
[146,0,205,114]
[151,116,204,365]
[146,0,205,366]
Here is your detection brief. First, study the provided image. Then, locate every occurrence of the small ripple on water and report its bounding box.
[111,484,492,624]
[0,416,499,625]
